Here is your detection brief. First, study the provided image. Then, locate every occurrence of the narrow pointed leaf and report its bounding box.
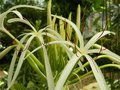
[8,5,44,12]
[67,12,72,40]
[55,52,82,90]
[0,12,7,30]
[7,34,31,86]
[75,4,81,45]
[88,48,120,64]
[85,55,108,90]
[51,14,84,48]
[59,19,65,40]
[43,28,74,57]
[27,56,46,79]
[51,15,56,29]
[0,45,16,60]
[11,10,23,19]
[85,31,115,50]
[38,36,55,90]
[7,36,34,90]
[96,55,120,64]
[8,18,36,32]
[25,40,75,60]
[0,5,43,32]
[47,0,52,26]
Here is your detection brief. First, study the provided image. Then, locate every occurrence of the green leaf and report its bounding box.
[8,18,36,32]
[51,16,56,29]
[11,82,26,90]
[67,12,72,41]
[59,19,65,40]
[75,4,81,45]
[55,52,82,90]
[26,81,35,89]
[25,40,75,60]
[96,55,120,64]
[0,5,44,32]
[11,10,23,19]
[42,28,74,57]
[0,45,16,60]
[7,35,34,90]
[8,5,44,12]
[0,12,7,31]
[47,0,52,26]
[51,15,84,48]
[88,48,120,64]
[7,34,31,86]
[68,64,120,85]
[92,44,120,62]
[85,31,115,50]
[38,36,55,90]
[85,55,108,90]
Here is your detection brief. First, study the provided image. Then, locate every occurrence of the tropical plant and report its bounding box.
[0,0,120,90]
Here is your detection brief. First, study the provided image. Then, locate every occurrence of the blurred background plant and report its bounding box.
[0,0,120,90]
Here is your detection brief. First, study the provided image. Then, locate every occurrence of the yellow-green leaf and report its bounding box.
[0,45,16,60]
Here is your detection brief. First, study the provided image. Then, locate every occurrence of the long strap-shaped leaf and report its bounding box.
[7,36,34,90]
[26,56,46,79]
[88,49,120,64]
[38,36,55,90]
[75,5,81,46]
[51,15,84,48]
[55,52,82,90]
[7,34,31,86]
[41,32,74,57]
[0,12,7,31]
[8,5,44,12]
[0,45,16,60]
[11,10,23,19]
[0,5,43,32]
[85,31,115,50]
[25,40,77,60]
[8,18,37,32]
[68,64,120,85]
[41,27,74,57]
[85,55,108,90]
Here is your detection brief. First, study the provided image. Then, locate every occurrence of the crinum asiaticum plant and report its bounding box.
[0,4,73,90]
[0,1,120,90]
[49,15,120,90]
[0,5,47,89]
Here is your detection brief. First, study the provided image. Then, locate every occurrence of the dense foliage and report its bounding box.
[0,0,120,90]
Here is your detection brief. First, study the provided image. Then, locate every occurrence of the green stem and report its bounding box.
[70,54,120,78]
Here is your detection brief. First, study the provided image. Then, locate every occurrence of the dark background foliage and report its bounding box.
[0,0,120,89]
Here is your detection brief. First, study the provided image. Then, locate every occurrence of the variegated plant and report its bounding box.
[0,0,120,90]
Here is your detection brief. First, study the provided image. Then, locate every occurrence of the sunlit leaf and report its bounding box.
[38,36,55,90]
[51,14,84,48]
[55,52,82,90]
[7,33,32,87]
[88,48,120,64]
[11,10,23,19]
[8,18,36,32]
[7,36,35,90]
[85,31,115,50]
[85,55,108,90]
